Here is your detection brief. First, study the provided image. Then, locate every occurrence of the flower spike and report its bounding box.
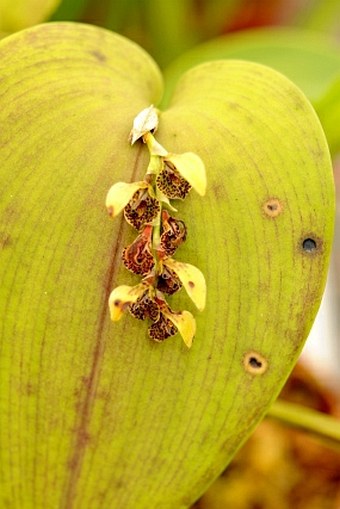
[107,105,206,346]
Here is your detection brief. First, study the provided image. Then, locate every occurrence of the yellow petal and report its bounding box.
[108,284,144,321]
[144,132,168,156]
[163,258,206,311]
[129,105,159,145]
[105,181,146,218]
[164,310,196,348]
[165,152,206,196]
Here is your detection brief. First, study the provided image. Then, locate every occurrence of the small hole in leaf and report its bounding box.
[263,198,282,218]
[243,351,268,375]
[299,234,323,256]
[302,238,317,252]
[249,357,262,368]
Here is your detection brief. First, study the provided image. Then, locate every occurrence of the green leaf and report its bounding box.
[163,27,340,156]
[0,22,335,509]
[294,0,340,35]
[314,78,340,154]
[51,0,90,21]
[162,27,340,152]
[141,0,197,67]
[0,0,62,31]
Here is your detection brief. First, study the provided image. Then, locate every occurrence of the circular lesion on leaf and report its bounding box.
[262,198,283,218]
[299,233,323,256]
[243,351,268,375]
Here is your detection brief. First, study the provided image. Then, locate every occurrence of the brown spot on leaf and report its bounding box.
[26,383,35,396]
[90,50,107,63]
[243,351,268,375]
[263,198,283,218]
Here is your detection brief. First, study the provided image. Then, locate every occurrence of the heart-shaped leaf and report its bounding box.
[0,22,334,509]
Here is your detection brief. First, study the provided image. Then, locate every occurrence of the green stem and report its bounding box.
[152,206,161,253]
[267,399,340,449]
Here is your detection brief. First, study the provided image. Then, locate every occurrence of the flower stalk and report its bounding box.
[106,105,207,347]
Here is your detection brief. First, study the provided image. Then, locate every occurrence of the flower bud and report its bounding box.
[129,105,159,145]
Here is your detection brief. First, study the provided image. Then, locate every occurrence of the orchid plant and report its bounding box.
[0,8,337,509]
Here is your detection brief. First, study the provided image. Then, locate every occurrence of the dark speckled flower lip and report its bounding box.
[106,105,207,348]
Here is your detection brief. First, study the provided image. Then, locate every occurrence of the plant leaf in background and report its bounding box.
[163,27,340,154]
[51,0,90,21]
[294,0,340,36]
[314,80,340,157]
[0,0,61,32]
[0,22,335,509]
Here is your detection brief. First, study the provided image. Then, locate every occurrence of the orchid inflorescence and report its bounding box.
[106,105,207,348]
